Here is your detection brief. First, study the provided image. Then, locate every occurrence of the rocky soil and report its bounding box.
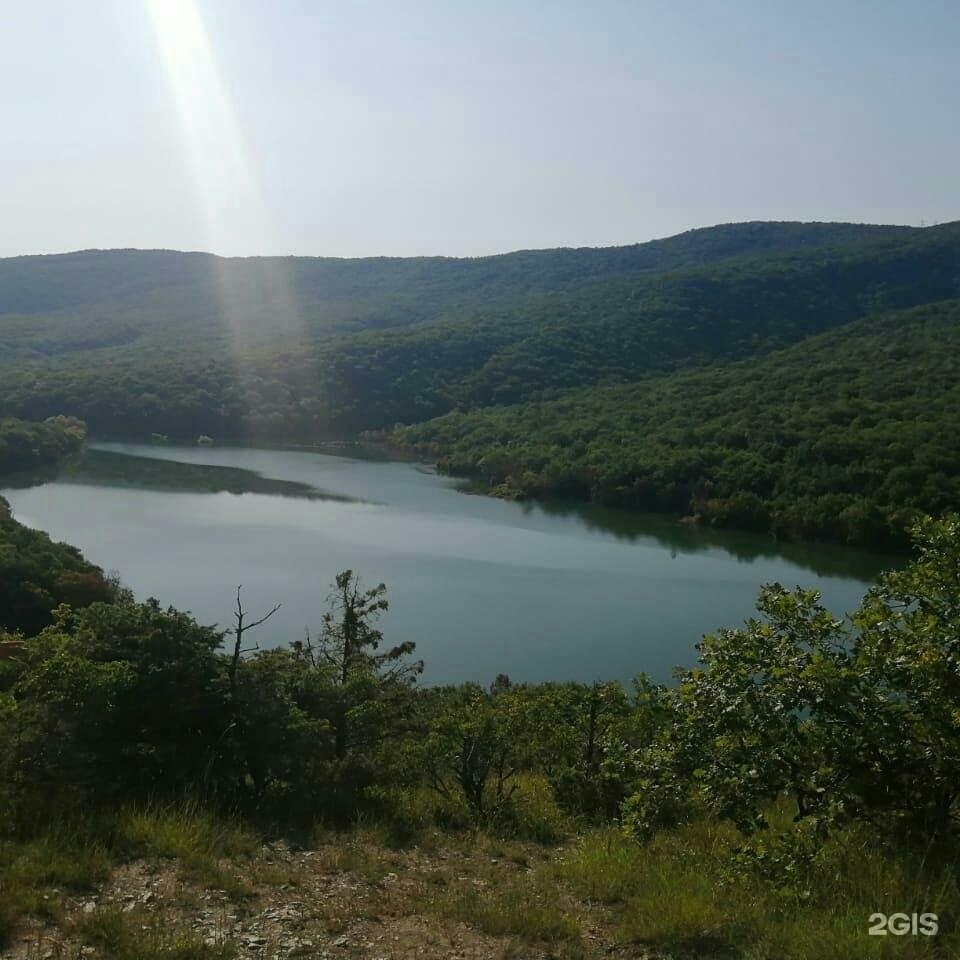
[2,836,649,960]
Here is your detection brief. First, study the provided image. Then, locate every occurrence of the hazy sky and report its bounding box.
[2,0,957,258]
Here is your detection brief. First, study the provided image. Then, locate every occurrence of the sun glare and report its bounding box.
[145,0,302,347]
[145,0,263,252]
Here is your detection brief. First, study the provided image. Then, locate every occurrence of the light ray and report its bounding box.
[145,0,304,355]
[146,0,263,253]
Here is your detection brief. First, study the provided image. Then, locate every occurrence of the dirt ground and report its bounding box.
[3,835,653,960]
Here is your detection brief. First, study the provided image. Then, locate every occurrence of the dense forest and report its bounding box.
[2,224,957,437]
[0,221,913,355]
[2,220,959,547]
[2,509,960,958]
[395,300,960,548]
[0,416,117,634]
[0,495,116,636]
[0,415,86,476]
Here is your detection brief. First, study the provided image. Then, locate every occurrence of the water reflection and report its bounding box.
[13,448,359,502]
[7,445,902,585]
[517,499,902,582]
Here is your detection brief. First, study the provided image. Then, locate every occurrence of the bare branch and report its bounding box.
[245,604,282,631]
[228,585,282,700]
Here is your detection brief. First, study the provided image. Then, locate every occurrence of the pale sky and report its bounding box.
[1,0,957,258]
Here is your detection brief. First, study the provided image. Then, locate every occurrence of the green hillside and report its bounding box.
[1,222,956,443]
[0,221,911,353]
[395,300,960,547]
[326,220,960,429]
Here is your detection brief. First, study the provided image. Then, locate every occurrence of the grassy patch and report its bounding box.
[0,833,112,948]
[118,806,256,862]
[310,828,403,886]
[252,862,303,887]
[0,804,261,946]
[6,805,958,960]
[74,907,237,960]
[558,823,960,960]
[177,856,255,901]
[438,877,580,943]
[118,806,257,898]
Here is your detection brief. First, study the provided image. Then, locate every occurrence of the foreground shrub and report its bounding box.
[490,774,573,844]
[623,515,960,847]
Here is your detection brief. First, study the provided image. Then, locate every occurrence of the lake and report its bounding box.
[1,443,899,685]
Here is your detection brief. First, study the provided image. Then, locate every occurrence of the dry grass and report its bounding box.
[557,824,960,960]
[0,833,112,949]
[5,805,959,960]
[437,877,582,943]
[72,908,236,960]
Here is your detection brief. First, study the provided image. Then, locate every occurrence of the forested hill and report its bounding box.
[323,220,960,425]
[395,299,960,547]
[1,221,956,437]
[0,221,913,354]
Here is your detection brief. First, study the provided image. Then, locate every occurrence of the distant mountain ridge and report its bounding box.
[0,221,921,333]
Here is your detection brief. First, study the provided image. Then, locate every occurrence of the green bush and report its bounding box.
[491,774,572,844]
[622,516,960,846]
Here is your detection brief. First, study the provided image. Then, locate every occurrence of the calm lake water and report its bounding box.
[2,443,899,685]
